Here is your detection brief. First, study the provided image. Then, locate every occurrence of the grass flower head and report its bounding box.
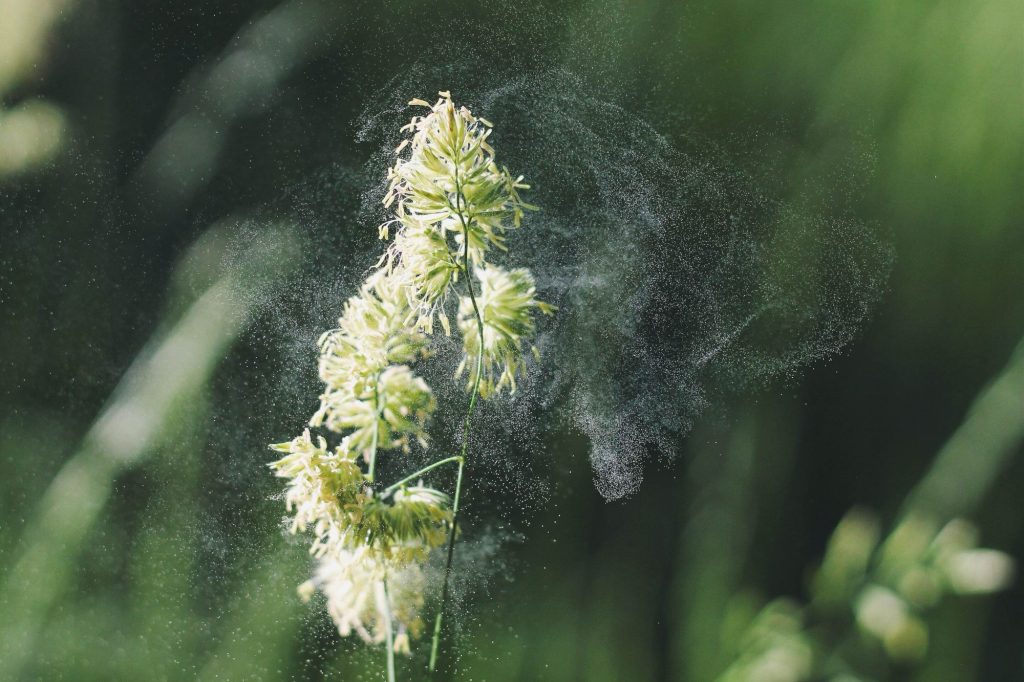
[270,91,551,676]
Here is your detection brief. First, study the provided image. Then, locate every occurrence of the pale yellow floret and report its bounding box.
[457,264,554,397]
[268,430,364,545]
[316,364,435,458]
[382,91,534,267]
[315,269,428,399]
[380,218,459,333]
[311,547,426,654]
[311,270,435,453]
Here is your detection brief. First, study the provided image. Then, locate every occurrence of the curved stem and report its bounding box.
[429,167,485,673]
[383,456,464,497]
[429,456,465,672]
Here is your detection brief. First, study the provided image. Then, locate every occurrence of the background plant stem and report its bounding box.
[904,334,1024,521]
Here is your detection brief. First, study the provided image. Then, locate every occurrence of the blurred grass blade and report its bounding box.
[905,335,1024,521]
[0,225,300,680]
[135,0,339,217]
[0,0,75,95]
[197,552,307,682]
[673,399,802,680]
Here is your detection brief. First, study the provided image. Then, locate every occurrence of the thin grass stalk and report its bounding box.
[383,579,397,682]
[429,169,485,672]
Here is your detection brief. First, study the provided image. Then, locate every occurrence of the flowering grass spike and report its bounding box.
[270,91,552,681]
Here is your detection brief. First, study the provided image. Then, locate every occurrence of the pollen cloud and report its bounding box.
[355,68,891,500]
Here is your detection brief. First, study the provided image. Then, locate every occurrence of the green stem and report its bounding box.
[382,579,397,682]
[429,455,465,672]
[383,456,464,497]
[428,167,485,673]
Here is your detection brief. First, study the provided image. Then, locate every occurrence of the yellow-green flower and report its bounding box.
[383,91,534,266]
[306,546,426,653]
[268,429,367,556]
[382,218,459,333]
[343,486,451,553]
[320,364,435,457]
[311,270,434,449]
[458,264,554,397]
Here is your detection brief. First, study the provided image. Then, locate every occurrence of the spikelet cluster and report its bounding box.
[269,92,550,653]
[457,265,555,397]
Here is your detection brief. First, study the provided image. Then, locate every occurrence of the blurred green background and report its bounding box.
[1,0,1022,680]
